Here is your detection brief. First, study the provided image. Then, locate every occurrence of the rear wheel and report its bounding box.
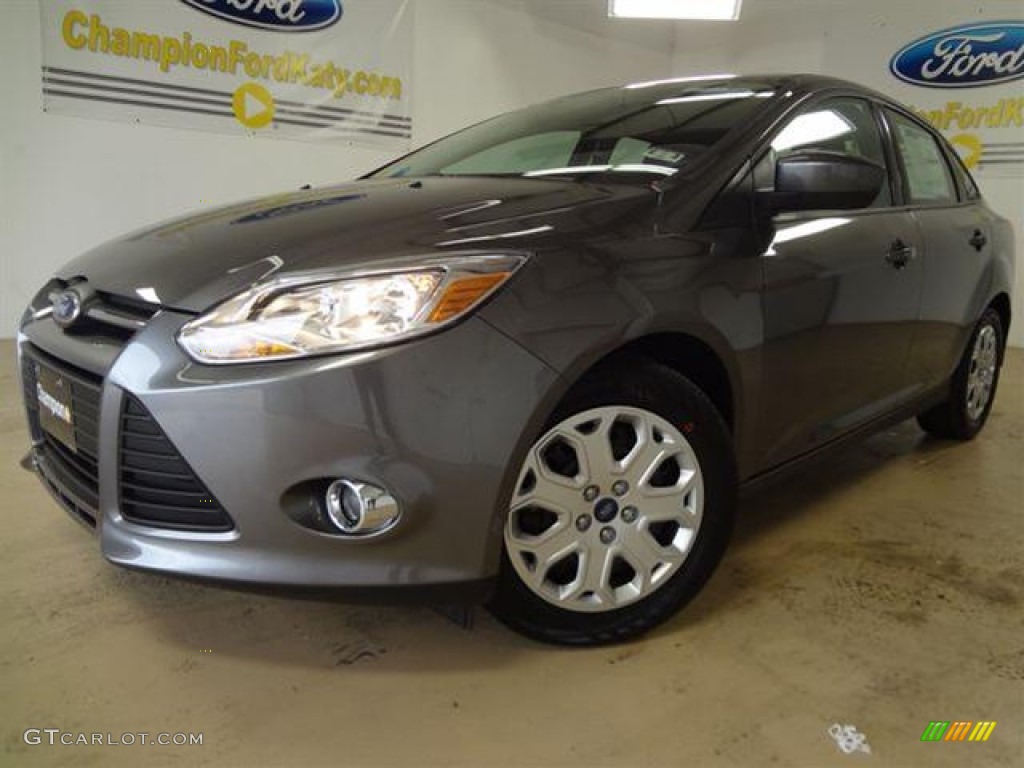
[917,308,1004,440]
[489,360,736,645]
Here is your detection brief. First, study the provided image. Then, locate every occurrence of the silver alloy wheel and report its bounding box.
[966,325,998,422]
[505,406,704,613]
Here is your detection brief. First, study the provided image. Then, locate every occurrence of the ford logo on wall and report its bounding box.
[890,21,1024,88]
[180,0,343,33]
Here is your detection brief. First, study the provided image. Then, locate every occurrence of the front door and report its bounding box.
[754,97,924,471]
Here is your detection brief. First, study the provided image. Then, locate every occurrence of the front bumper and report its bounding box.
[19,305,558,600]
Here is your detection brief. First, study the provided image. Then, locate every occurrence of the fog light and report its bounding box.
[325,480,400,536]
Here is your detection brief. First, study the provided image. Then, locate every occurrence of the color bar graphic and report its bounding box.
[921,720,996,742]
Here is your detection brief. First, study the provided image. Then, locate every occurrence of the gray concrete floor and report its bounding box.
[2,339,1021,768]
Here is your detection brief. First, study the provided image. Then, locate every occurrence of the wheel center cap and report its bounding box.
[594,497,618,523]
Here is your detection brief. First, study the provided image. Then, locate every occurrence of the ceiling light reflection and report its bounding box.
[766,218,852,256]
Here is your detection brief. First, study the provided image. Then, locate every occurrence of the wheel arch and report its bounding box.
[989,292,1011,350]
[590,333,736,433]
[484,329,742,574]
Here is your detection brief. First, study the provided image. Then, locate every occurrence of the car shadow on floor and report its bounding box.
[733,423,959,547]
[655,421,972,635]
[109,559,543,670]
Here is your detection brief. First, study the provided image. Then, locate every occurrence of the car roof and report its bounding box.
[617,73,898,104]
[765,73,903,104]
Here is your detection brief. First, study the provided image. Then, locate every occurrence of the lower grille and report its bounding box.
[119,395,234,532]
[22,347,102,522]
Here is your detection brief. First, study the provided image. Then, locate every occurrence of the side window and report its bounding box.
[762,97,892,208]
[886,111,958,205]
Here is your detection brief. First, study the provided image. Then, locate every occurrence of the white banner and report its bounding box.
[39,0,413,148]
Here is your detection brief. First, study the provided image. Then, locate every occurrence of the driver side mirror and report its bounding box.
[773,150,886,213]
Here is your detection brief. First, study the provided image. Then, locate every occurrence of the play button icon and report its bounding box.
[232,82,275,129]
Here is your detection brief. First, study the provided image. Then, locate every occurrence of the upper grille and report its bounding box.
[69,290,160,342]
[22,347,103,524]
[119,395,234,532]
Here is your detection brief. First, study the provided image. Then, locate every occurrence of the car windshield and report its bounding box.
[370,77,778,182]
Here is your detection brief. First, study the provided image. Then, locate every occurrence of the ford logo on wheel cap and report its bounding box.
[179,0,343,33]
[890,22,1024,88]
[51,289,83,329]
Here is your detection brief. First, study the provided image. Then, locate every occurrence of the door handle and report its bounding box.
[969,229,988,251]
[885,240,915,269]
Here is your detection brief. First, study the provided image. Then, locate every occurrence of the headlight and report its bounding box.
[178,254,525,364]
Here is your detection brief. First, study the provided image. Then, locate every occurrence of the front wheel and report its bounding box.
[917,308,1004,441]
[489,360,737,645]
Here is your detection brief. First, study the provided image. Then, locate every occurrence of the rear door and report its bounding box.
[755,97,924,471]
[883,109,995,390]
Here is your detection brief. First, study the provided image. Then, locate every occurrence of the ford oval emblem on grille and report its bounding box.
[51,289,83,329]
[890,22,1024,88]
[178,0,343,33]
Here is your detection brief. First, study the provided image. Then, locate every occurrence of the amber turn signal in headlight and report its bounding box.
[428,273,512,323]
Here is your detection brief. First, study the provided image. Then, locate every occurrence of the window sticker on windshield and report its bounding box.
[643,147,686,165]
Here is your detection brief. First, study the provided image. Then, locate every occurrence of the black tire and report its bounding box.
[917,308,1004,441]
[488,358,737,645]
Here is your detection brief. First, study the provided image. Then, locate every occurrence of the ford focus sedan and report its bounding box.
[19,74,1013,644]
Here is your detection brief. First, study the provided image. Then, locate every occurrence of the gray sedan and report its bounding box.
[19,74,1014,644]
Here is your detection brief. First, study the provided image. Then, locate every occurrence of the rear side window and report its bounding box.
[886,111,957,205]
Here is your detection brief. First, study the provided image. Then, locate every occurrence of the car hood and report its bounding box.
[58,176,655,312]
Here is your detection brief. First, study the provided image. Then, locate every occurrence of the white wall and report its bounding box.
[0,0,673,335]
[672,0,1024,346]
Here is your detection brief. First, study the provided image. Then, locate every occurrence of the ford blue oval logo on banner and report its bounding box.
[180,0,343,33]
[890,21,1024,88]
